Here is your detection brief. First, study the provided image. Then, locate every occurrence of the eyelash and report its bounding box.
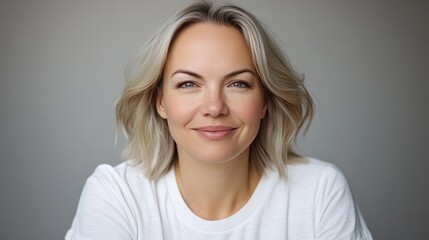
[176,81,198,89]
[175,80,251,89]
[230,80,251,89]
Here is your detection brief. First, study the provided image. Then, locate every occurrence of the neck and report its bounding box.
[174,151,260,220]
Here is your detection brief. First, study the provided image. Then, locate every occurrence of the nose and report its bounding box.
[200,87,229,117]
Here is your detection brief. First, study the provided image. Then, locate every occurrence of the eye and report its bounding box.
[230,80,251,89]
[176,81,197,89]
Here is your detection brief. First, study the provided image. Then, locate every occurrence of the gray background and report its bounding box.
[1,0,428,239]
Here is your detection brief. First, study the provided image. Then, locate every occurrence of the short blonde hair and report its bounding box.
[116,0,313,179]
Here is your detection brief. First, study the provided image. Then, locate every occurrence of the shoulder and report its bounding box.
[286,157,355,208]
[285,157,373,239]
[287,157,347,187]
[81,161,160,210]
[89,161,142,181]
[287,157,351,203]
[85,161,153,191]
[79,162,131,203]
[65,162,156,240]
[282,157,348,205]
[287,157,340,172]
[81,161,149,210]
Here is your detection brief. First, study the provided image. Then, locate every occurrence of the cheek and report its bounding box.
[236,97,266,121]
[163,97,196,125]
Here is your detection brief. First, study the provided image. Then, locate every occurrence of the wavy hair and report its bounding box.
[116,0,314,179]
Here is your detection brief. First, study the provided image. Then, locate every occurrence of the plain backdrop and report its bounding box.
[1,0,428,239]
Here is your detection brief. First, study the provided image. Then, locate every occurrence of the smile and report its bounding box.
[192,126,237,140]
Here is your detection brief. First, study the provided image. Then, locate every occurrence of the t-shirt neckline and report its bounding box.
[164,166,278,233]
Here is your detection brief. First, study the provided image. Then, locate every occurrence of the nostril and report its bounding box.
[201,94,228,117]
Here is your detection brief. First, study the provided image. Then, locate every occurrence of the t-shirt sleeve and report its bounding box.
[314,164,373,240]
[65,165,135,240]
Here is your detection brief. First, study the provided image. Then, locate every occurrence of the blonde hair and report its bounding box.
[116,0,313,179]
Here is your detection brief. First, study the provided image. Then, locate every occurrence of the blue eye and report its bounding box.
[231,81,250,88]
[177,81,197,89]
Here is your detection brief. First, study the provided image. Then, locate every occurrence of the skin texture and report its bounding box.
[156,22,267,220]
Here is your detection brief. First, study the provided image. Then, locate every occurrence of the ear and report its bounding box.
[156,89,167,119]
[260,103,268,119]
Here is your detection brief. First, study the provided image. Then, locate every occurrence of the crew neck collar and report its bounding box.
[164,166,278,233]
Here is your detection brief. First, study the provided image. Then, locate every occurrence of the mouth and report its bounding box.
[192,126,237,140]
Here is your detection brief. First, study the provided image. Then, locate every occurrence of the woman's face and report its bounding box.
[157,22,267,165]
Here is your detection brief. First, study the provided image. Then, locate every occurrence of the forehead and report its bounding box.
[171,22,245,46]
[164,22,255,75]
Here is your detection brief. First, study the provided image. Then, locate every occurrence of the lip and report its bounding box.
[192,126,237,140]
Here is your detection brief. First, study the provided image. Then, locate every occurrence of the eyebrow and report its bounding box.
[170,68,256,79]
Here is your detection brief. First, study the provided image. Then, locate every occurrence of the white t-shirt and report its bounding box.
[65,158,372,239]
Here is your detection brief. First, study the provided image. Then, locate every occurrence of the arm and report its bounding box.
[65,165,135,240]
[314,164,372,240]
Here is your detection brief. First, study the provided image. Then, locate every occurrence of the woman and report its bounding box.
[66,1,372,239]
